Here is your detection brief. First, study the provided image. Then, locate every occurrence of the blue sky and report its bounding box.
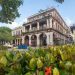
[0,0,75,29]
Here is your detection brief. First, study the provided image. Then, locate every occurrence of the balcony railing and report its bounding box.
[39,26,47,30]
[24,24,47,33]
[12,33,22,36]
[32,27,37,31]
[25,30,30,32]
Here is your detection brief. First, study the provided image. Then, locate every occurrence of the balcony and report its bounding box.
[39,24,47,30]
[24,20,47,33]
[32,27,37,31]
[31,23,37,31]
[25,26,30,32]
[39,20,47,30]
[25,29,30,32]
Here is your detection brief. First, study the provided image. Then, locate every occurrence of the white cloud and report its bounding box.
[19,18,27,25]
[5,18,27,29]
[6,22,21,29]
[0,17,27,29]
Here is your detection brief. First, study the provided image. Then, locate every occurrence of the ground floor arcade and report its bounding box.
[13,31,67,47]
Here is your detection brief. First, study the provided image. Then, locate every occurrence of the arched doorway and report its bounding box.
[53,33,59,45]
[25,36,29,46]
[31,35,37,47]
[39,33,47,46]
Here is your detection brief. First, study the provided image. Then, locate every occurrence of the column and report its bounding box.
[29,35,31,46]
[46,33,50,46]
[16,39,18,46]
[47,19,49,28]
[22,26,25,32]
[18,39,19,45]
[37,34,40,47]
[17,39,19,45]
[22,36,25,44]
[30,25,31,31]
[50,32,53,45]
[15,40,16,46]
[50,18,52,28]
[37,22,39,30]
[24,26,26,32]
[63,36,66,44]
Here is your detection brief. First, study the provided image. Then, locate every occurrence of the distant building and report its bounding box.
[70,25,75,43]
[12,26,23,46]
[12,8,70,47]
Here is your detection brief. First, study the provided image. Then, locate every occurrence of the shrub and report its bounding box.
[0,45,8,50]
[0,45,75,75]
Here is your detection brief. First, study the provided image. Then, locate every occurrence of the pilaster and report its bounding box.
[16,39,18,46]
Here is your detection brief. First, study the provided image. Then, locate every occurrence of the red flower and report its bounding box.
[45,66,52,75]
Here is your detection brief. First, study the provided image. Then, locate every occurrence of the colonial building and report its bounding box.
[12,26,23,46]
[12,8,70,47]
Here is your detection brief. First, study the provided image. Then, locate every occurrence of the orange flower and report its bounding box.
[45,67,52,75]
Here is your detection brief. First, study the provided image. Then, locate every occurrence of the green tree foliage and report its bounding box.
[0,27,13,42]
[0,0,23,23]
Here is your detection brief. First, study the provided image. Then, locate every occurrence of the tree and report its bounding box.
[0,0,23,23]
[0,27,13,44]
[55,0,64,3]
[0,0,64,24]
